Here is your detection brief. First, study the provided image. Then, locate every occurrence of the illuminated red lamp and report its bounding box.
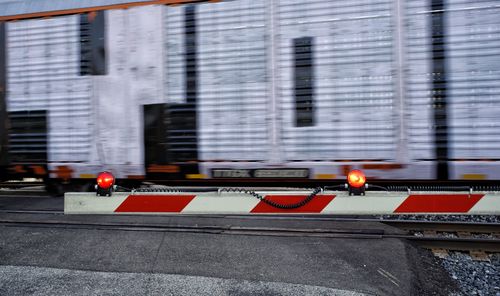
[346,170,366,196]
[96,171,115,196]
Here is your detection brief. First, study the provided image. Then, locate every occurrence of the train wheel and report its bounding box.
[77,180,94,192]
[44,179,65,197]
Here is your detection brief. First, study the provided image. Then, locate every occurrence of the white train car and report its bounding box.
[1,0,500,188]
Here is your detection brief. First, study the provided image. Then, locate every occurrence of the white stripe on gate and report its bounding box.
[321,192,407,214]
[182,193,260,214]
[469,194,500,214]
[65,192,129,214]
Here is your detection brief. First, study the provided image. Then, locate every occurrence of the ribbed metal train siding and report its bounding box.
[193,0,270,161]
[164,6,186,106]
[6,16,92,163]
[277,0,398,161]
[446,1,500,159]
[406,0,500,161]
[405,2,438,162]
[172,0,400,162]
[0,22,8,168]
[4,0,500,180]
[92,6,163,176]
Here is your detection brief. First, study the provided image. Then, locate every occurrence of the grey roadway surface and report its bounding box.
[0,194,459,295]
[0,266,364,296]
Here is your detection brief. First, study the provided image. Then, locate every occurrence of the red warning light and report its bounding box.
[97,171,115,190]
[347,170,366,188]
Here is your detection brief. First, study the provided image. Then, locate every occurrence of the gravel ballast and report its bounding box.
[381,214,500,296]
[381,215,500,223]
[441,253,499,296]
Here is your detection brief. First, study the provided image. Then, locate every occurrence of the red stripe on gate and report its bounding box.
[394,194,484,213]
[250,195,335,213]
[114,195,196,212]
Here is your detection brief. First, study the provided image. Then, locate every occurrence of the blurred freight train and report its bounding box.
[1,0,500,193]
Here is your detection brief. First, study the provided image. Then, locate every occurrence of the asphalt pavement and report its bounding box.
[0,193,460,295]
[0,265,364,296]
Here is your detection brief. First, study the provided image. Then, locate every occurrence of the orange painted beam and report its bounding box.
[0,0,219,21]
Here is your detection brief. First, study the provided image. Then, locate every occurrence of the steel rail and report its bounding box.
[0,209,499,230]
[1,215,499,253]
[401,236,500,253]
[0,209,63,215]
[0,182,44,188]
[0,217,498,243]
[380,220,500,235]
[0,218,386,239]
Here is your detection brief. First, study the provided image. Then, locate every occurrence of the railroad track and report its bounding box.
[0,181,44,189]
[0,182,49,197]
[0,218,387,238]
[0,211,498,256]
[381,220,500,238]
[381,220,500,260]
[406,236,499,260]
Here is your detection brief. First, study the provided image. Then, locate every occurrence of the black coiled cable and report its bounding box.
[219,187,323,209]
[118,185,324,209]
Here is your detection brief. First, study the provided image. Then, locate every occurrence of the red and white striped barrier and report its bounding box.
[64,190,500,215]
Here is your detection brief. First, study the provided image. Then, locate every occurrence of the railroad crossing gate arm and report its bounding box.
[64,191,500,215]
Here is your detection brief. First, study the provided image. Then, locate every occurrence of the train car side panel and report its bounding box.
[0,21,8,179]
